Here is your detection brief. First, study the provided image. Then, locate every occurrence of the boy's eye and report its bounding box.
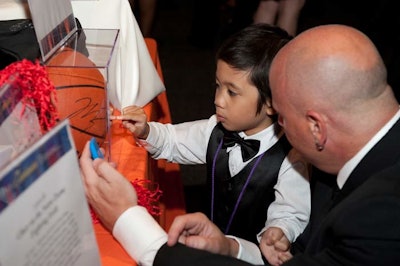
[228,89,237,96]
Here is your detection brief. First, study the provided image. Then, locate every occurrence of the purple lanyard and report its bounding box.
[211,138,266,234]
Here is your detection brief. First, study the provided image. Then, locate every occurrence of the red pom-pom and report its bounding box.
[0,59,59,133]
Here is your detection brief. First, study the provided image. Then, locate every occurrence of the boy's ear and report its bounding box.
[265,98,276,116]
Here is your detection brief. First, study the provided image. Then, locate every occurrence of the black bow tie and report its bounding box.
[222,131,260,162]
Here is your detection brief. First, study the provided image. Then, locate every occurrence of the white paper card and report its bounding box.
[0,120,101,266]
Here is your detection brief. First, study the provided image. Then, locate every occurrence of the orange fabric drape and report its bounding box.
[94,38,186,266]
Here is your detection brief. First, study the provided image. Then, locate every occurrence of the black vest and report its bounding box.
[205,123,291,244]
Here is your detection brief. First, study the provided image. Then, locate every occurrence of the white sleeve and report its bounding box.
[225,235,264,265]
[113,206,168,266]
[258,149,311,243]
[136,115,218,165]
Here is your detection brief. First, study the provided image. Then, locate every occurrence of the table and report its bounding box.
[94,38,186,266]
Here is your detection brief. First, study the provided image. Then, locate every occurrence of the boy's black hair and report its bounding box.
[216,23,292,118]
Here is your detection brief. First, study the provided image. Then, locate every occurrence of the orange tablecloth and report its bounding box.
[94,38,186,266]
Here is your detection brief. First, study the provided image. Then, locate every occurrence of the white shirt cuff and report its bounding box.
[113,206,167,266]
[226,235,264,265]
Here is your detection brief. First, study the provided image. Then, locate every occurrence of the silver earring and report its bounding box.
[315,142,324,151]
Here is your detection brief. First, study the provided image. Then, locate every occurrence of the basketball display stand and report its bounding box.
[45,29,120,160]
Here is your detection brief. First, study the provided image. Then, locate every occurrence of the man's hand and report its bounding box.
[259,227,292,265]
[167,212,239,257]
[80,141,137,232]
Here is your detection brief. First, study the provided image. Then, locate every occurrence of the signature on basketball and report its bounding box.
[66,97,107,138]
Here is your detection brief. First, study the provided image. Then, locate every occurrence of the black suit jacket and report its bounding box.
[154,120,400,266]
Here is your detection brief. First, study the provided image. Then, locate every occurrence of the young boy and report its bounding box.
[111,23,310,257]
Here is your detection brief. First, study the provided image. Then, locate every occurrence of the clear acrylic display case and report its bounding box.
[45,28,120,160]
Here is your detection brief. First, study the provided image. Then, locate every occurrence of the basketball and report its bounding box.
[46,48,108,156]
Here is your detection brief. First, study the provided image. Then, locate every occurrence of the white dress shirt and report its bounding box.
[142,115,310,243]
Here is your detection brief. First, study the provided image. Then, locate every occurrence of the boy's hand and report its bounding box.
[259,227,292,265]
[110,105,149,139]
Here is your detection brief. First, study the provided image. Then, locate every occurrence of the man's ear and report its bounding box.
[306,110,327,151]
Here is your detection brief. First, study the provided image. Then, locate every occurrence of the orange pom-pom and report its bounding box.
[47,48,108,156]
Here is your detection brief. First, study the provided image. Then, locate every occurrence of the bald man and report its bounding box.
[80,24,400,266]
